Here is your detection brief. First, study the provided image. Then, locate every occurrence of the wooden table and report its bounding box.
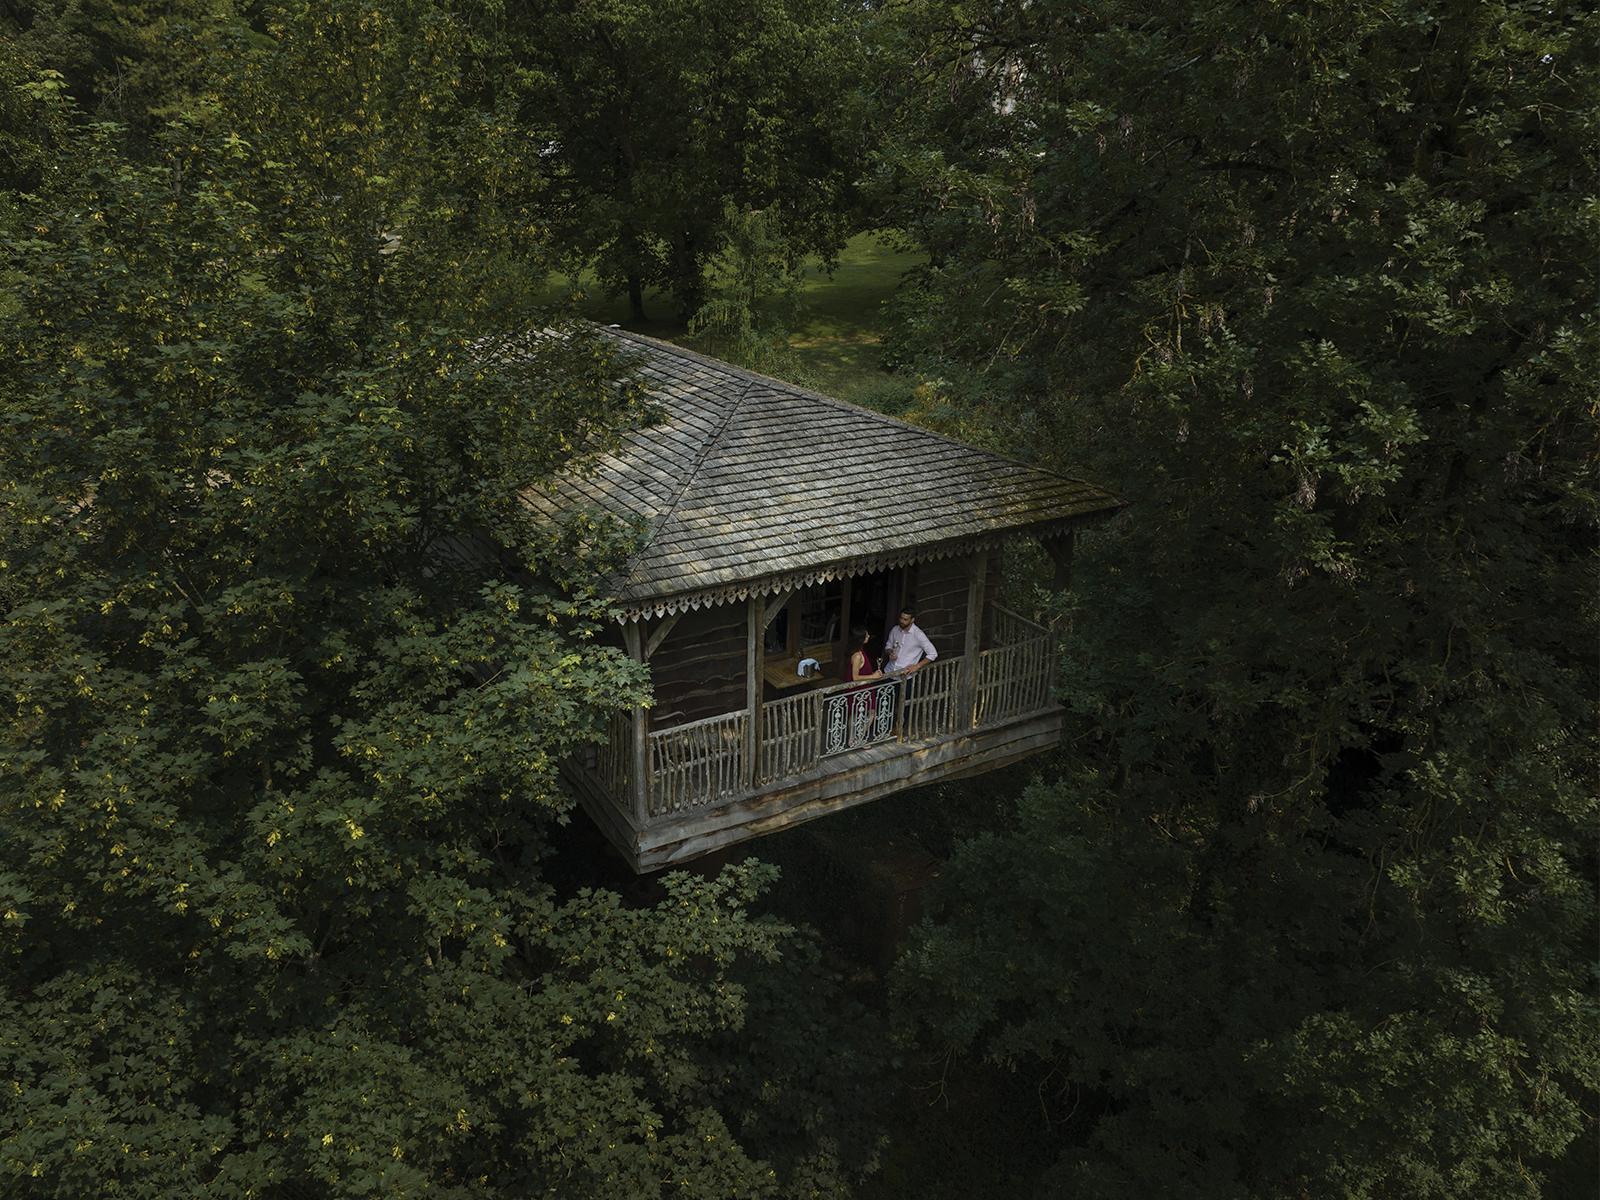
[762,644,833,692]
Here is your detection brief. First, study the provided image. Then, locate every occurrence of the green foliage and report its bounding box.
[0,7,884,1196]
[2,0,250,140]
[0,42,66,243]
[881,0,1599,1195]
[9,0,1594,1194]
[533,230,926,409]
[689,206,807,376]
[499,0,869,319]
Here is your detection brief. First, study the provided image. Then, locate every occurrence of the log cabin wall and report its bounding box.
[909,557,969,651]
[644,605,747,728]
[900,550,1004,654]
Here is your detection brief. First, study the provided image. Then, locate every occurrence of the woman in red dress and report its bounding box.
[845,626,883,682]
[828,627,892,751]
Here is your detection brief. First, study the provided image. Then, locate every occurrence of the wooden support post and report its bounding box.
[745,595,761,787]
[1044,530,1076,636]
[962,552,988,729]
[622,620,650,826]
[757,589,792,676]
[812,687,825,760]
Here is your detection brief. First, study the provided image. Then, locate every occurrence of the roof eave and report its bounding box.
[610,500,1124,622]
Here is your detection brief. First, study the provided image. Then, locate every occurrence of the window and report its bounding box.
[797,581,841,648]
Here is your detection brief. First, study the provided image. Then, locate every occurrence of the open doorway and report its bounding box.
[848,567,902,653]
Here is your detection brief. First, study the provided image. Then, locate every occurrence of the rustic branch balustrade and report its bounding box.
[578,604,1059,837]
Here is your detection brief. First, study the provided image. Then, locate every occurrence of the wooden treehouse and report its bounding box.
[528,330,1121,871]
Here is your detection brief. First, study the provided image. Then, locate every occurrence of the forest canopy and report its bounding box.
[2,1,1595,1198]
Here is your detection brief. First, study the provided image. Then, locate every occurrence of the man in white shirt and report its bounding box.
[883,607,937,675]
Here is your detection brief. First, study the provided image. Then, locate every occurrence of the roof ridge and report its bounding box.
[597,324,1106,493]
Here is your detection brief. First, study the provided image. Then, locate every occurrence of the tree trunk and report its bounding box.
[672,230,705,321]
[627,273,645,322]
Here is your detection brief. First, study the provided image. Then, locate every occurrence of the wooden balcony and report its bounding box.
[568,606,1061,871]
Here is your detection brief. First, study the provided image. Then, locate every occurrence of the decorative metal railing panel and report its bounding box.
[648,710,746,818]
[821,680,899,756]
[976,633,1055,727]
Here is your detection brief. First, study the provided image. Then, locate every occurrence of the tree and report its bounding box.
[1,0,249,142]
[879,1,1598,1195]
[500,0,869,321]
[687,204,810,376]
[0,5,883,1196]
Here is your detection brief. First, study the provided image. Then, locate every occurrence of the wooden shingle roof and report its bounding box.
[522,329,1121,620]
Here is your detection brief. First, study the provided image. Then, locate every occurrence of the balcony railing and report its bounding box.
[976,628,1055,726]
[989,603,1041,648]
[582,607,1059,826]
[597,708,633,798]
[901,656,964,741]
[648,709,746,819]
[822,678,899,755]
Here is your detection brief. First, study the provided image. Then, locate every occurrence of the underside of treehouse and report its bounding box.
[527,328,1123,872]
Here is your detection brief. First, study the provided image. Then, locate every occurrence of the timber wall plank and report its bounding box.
[646,605,747,728]
[910,557,969,651]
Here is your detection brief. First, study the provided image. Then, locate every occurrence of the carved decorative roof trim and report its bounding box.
[613,515,1093,623]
